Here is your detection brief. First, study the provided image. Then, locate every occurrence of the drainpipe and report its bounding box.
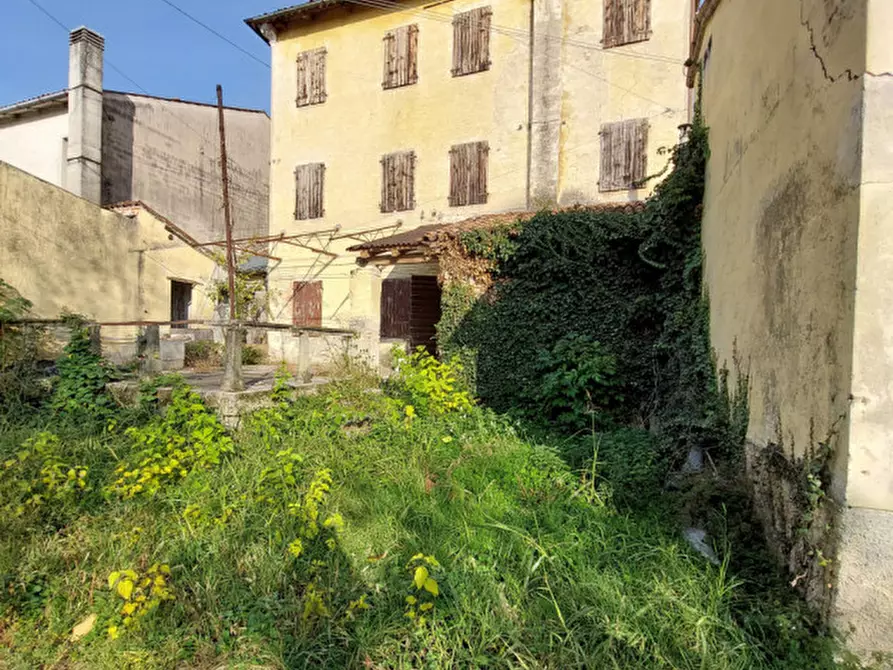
[67,27,104,203]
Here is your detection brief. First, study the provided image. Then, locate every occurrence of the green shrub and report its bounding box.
[0,279,46,413]
[529,334,622,431]
[0,431,88,519]
[241,344,264,366]
[107,386,233,499]
[183,340,221,368]
[51,319,114,420]
[390,346,474,415]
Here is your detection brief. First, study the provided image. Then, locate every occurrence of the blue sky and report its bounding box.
[0,0,280,111]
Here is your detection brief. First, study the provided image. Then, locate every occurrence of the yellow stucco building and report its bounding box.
[690,0,893,656]
[246,0,693,360]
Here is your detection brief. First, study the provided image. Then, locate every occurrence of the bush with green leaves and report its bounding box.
[529,334,622,432]
[107,386,233,499]
[0,279,46,413]
[51,320,115,419]
[390,346,473,415]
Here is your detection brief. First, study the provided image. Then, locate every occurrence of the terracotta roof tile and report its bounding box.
[347,201,646,254]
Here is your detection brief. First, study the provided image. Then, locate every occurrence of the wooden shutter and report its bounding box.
[449,141,488,206]
[296,47,326,106]
[452,7,492,76]
[603,0,650,48]
[295,163,325,219]
[292,281,322,327]
[380,278,411,338]
[599,119,648,191]
[383,25,419,89]
[381,151,416,213]
[410,276,442,355]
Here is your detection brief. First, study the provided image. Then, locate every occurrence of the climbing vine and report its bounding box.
[436,112,745,466]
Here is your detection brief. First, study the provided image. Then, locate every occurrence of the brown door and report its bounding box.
[410,276,442,355]
[170,281,192,328]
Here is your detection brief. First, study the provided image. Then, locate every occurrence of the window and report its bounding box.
[295,163,325,220]
[452,7,491,77]
[296,47,327,107]
[380,278,411,338]
[603,0,651,48]
[381,150,416,212]
[599,119,648,192]
[383,25,419,89]
[292,281,322,327]
[449,141,489,206]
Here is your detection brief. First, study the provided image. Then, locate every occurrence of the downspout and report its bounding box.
[525,0,535,210]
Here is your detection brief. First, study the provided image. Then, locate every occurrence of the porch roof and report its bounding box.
[346,202,646,258]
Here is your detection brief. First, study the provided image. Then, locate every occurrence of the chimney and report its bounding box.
[66,27,104,203]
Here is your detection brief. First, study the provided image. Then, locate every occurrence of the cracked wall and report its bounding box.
[695,0,893,656]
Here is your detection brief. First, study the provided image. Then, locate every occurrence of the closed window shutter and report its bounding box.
[292,281,322,327]
[603,0,650,48]
[452,7,492,76]
[383,25,419,89]
[296,48,326,106]
[449,141,488,206]
[599,119,648,191]
[381,151,416,212]
[296,52,309,106]
[380,278,411,338]
[295,163,325,219]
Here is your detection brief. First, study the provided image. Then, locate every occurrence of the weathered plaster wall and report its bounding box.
[832,0,893,650]
[0,161,216,339]
[0,110,69,188]
[698,0,864,468]
[129,208,218,324]
[102,93,270,243]
[557,0,690,206]
[696,0,893,655]
[0,160,139,321]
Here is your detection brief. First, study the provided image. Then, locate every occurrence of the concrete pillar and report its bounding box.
[527,0,564,208]
[87,324,102,356]
[67,27,104,203]
[221,325,245,392]
[349,266,382,372]
[139,325,161,375]
[297,331,312,383]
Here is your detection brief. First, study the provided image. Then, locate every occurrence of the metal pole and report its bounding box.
[216,84,237,322]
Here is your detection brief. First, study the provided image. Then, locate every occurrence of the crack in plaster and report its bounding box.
[800,0,859,83]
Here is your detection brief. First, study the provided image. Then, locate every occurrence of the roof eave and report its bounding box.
[0,90,68,122]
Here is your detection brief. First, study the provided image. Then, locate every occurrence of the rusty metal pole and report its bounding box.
[216,84,237,322]
[216,85,244,392]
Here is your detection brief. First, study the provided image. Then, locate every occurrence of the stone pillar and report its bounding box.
[139,325,161,375]
[349,266,382,372]
[297,331,312,383]
[87,324,102,356]
[527,0,564,208]
[221,325,245,392]
[67,27,104,203]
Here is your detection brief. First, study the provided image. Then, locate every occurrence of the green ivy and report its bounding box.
[437,114,744,465]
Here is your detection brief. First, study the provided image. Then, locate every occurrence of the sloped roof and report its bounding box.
[347,202,647,254]
[0,90,68,122]
[246,0,393,42]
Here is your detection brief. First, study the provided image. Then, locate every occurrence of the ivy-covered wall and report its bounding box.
[437,117,744,466]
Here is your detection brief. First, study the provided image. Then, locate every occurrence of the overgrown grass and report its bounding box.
[0,373,867,669]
